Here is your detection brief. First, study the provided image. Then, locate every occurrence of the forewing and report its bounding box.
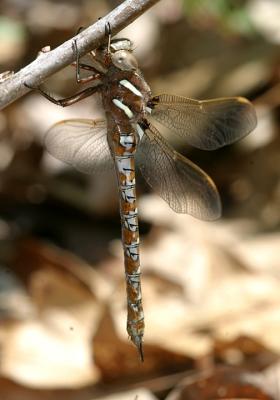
[149,94,257,150]
[136,123,221,221]
[44,119,113,174]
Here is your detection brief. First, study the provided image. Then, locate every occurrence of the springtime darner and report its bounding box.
[25,25,257,361]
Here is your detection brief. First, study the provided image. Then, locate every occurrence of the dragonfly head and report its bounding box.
[111,49,138,71]
[96,38,138,71]
[110,39,138,71]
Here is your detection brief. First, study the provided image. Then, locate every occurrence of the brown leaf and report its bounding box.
[166,367,273,400]
[93,308,194,382]
[213,335,278,371]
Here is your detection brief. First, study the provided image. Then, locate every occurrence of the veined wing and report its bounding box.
[44,119,113,174]
[136,122,221,221]
[148,94,257,150]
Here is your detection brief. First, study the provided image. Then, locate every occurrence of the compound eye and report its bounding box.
[112,50,138,71]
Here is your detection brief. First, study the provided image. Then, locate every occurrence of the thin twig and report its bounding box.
[0,0,160,110]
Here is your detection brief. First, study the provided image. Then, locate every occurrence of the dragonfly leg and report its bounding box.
[24,83,101,107]
[72,39,102,84]
[75,26,84,35]
[105,22,112,55]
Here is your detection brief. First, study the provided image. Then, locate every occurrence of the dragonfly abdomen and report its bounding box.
[112,125,144,360]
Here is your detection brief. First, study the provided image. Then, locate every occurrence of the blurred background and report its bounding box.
[0,0,280,399]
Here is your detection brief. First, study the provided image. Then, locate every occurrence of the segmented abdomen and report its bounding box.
[111,123,144,358]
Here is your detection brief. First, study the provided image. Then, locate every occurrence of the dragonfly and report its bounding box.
[25,24,257,361]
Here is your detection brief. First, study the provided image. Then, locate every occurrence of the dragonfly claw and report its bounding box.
[24,82,37,91]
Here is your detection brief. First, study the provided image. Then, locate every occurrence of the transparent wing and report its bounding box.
[44,119,113,174]
[136,122,221,221]
[149,94,257,150]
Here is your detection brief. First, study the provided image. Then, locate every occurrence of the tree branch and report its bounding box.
[0,0,160,110]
